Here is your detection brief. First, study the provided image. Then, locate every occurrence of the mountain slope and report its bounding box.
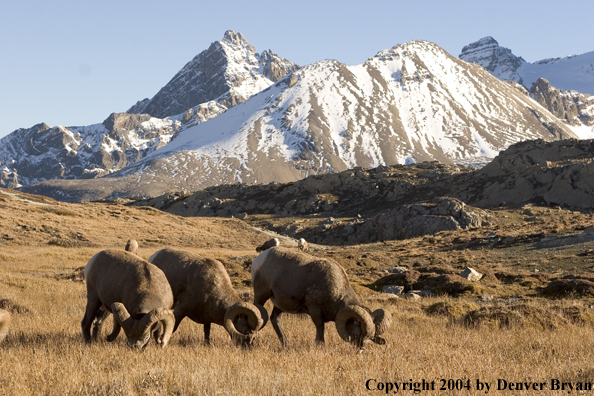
[21,40,577,202]
[460,36,594,95]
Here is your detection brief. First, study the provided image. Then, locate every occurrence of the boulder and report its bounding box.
[460,267,483,282]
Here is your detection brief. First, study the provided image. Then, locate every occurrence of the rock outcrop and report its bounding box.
[530,78,594,133]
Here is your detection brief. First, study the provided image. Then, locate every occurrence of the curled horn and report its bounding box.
[371,309,392,345]
[0,309,11,344]
[111,302,134,335]
[223,302,264,344]
[138,308,175,348]
[335,305,375,346]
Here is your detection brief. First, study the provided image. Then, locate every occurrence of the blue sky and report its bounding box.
[1,0,592,138]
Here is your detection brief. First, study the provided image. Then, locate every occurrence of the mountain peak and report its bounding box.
[459,37,525,83]
[222,30,250,47]
[460,36,499,55]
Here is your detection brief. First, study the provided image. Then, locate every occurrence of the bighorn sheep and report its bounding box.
[252,247,391,348]
[149,248,268,347]
[298,238,309,251]
[82,249,175,348]
[125,239,139,255]
[256,238,279,252]
[0,309,10,344]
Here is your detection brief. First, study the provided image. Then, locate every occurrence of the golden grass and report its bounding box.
[3,246,594,395]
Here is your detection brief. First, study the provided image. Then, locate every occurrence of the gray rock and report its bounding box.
[460,267,483,282]
[382,285,404,295]
[389,266,409,274]
[404,292,422,301]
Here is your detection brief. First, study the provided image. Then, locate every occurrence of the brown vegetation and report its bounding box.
[3,188,594,394]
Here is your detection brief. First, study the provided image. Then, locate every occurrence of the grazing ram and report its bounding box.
[149,248,268,347]
[252,247,391,348]
[81,249,175,348]
[0,309,10,344]
[255,238,279,252]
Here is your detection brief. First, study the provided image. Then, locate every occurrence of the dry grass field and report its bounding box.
[3,188,594,395]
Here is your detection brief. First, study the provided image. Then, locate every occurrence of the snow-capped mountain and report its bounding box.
[0,31,296,188]
[128,30,299,118]
[0,114,179,188]
[460,36,594,95]
[20,39,577,202]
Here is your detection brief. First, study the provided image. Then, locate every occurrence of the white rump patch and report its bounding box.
[251,249,272,278]
[148,250,162,264]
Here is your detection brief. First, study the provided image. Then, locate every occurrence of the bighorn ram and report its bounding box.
[252,247,391,348]
[149,248,268,346]
[125,239,139,255]
[298,238,309,251]
[256,238,279,252]
[0,309,10,344]
[82,249,175,348]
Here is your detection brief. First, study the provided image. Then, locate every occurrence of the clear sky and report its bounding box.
[1,0,592,138]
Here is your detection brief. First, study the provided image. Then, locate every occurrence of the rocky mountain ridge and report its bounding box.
[529,78,594,138]
[124,138,594,246]
[460,36,594,95]
[2,33,592,200]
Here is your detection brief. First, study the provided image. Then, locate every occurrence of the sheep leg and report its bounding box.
[203,323,211,345]
[106,320,121,342]
[270,306,288,347]
[172,310,185,333]
[308,307,325,344]
[81,293,102,343]
[91,307,110,341]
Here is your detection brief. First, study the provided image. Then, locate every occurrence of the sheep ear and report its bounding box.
[111,303,133,334]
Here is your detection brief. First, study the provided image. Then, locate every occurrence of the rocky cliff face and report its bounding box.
[129,30,299,118]
[530,78,594,137]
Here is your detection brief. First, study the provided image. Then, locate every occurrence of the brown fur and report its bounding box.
[81,249,174,346]
[252,247,370,346]
[149,248,264,345]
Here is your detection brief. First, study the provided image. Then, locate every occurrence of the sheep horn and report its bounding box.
[0,309,11,344]
[137,308,175,348]
[223,302,263,344]
[371,308,392,341]
[335,305,375,346]
[111,302,134,335]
